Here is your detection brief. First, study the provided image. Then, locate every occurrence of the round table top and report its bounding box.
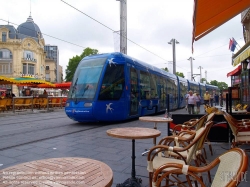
[139,116,173,122]
[106,127,161,140]
[0,157,113,187]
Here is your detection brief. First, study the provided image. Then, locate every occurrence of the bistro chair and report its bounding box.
[171,113,208,135]
[159,120,214,183]
[0,99,8,112]
[147,121,213,187]
[223,111,250,148]
[172,112,215,158]
[14,98,25,110]
[152,148,248,187]
[5,98,12,110]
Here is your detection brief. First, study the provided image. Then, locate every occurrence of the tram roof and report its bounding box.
[84,52,178,79]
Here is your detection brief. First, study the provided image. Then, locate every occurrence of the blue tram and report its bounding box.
[65,52,218,122]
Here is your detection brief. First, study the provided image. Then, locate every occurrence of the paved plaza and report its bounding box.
[0,107,249,186]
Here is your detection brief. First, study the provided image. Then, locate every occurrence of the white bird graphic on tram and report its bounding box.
[106,103,114,113]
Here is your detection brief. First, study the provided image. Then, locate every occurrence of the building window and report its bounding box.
[0,49,12,59]
[46,65,50,70]
[23,64,27,74]
[0,63,12,74]
[24,50,34,59]
[2,32,7,42]
[22,63,35,75]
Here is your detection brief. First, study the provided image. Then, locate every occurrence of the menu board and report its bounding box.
[222,90,228,99]
[222,87,239,99]
[231,87,240,99]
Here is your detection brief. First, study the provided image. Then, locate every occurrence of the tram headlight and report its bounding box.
[66,102,70,107]
[84,103,92,107]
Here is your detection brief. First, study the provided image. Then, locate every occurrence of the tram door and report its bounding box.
[129,67,139,115]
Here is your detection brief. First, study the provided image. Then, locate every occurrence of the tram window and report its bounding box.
[98,65,125,100]
[140,71,151,99]
[150,74,157,98]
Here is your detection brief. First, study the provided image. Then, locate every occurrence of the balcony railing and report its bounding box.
[22,58,37,62]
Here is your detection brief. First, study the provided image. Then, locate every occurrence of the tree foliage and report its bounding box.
[209,80,228,91]
[65,47,98,82]
[200,78,207,83]
[217,82,228,91]
[176,72,185,78]
[162,67,169,72]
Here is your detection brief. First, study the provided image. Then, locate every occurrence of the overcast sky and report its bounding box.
[1,0,246,85]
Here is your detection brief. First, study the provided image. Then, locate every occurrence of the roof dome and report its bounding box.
[17,15,43,39]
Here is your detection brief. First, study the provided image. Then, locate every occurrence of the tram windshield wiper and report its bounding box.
[72,78,78,103]
[82,85,89,96]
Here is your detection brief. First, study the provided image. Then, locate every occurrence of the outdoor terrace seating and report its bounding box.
[0,99,8,112]
[147,121,213,187]
[152,148,248,187]
[49,97,62,108]
[223,111,250,149]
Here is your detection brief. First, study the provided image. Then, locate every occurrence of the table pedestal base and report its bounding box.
[116,177,142,187]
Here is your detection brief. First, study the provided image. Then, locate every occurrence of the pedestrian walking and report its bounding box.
[195,93,201,114]
[186,90,196,114]
[214,93,219,106]
[204,91,211,106]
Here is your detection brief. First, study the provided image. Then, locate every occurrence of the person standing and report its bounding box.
[210,91,215,106]
[186,90,196,114]
[214,93,219,106]
[195,93,201,114]
[43,89,48,96]
[204,91,211,106]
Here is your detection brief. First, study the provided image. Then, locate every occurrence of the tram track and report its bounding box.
[0,113,67,126]
[0,111,109,151]
[0,125,102,151]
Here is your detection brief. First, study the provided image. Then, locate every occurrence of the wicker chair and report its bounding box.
[147,121,214,187]
[172,112,215,158]
[223,111,250,148]
[171,114,209,135]
[152,148,248,187]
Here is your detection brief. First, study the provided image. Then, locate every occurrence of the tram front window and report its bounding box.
[68,58,106,100]
[98,65,125,100]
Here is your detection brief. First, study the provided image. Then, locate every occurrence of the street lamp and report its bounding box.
[187,57,195,80]
[242,59,249,71]
[168,39,179,75]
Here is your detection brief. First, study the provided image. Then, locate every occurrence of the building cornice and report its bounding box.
[233,40,250,59]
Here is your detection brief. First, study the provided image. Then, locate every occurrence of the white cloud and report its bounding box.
[1,0,245,85]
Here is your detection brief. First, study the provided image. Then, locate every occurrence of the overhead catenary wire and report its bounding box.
[60,0,168,62]
[0,18,87,49]
[1,3,242,75]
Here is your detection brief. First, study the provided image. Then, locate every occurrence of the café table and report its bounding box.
[139,116,173,155]
[107,127,161,187]
[0,157,113,187]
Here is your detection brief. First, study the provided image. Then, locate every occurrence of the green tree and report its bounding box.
[209,80,219,86]
[162,67,169,72]
[200,78,207,83]
[217,82,228,91]
[176,72,185,78]
[209,80,228,91]
[65,47,98,82]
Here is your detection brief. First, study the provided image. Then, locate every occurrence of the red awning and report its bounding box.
[55,82,71,89]
[192,0,250,52]
[227,65,241,77]
[36,82,71,89]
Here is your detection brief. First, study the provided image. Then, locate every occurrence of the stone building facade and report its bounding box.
[0,15,62,95]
